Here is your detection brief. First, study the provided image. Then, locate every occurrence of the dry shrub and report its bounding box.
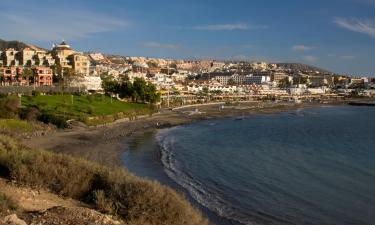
[0,193,18,215]
[0,135,209,225]
[0,96,20,119]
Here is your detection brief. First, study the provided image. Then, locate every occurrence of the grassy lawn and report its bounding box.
[21,94,149,120]
[0,119,43,133]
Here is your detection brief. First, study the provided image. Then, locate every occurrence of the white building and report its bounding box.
[81,75,102,91]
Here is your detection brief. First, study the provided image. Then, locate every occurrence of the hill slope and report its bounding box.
[0,39,45,51]
[276,63,333,74]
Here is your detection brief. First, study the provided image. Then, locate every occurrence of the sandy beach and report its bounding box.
[22,101,339,167]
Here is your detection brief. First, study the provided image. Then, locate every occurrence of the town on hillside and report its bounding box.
[1,40,374,107]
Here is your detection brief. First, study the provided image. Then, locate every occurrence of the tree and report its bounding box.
[145,83,160,104]
[227,78,236,86]
[132,77,147,102]
[102,77,160,104]
[102,80,119,93]
[293,76,308,85]
[22,68,33,85]
[278,77,291,88]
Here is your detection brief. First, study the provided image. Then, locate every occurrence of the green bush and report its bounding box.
[38,112,68,128]
[0,135,208,225]
[32,90,41,97]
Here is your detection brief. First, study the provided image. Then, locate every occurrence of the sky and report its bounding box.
[1,0,375,75]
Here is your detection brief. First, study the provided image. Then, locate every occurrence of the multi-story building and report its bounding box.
[20,48,35,66]
[51,41,90,77]
[272,72,289,83]
[34,50,55,66]
[68,53,90,76]
[1,49,20,66]
[33,66,53,86]
[0,67,23,86]
[308,76,328,87]
[244,75,271,85]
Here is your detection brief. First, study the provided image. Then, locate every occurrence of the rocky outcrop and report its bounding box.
[1,214,27,225]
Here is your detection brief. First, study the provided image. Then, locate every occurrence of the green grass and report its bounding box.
[0,135,208,225]
[0,119,43,133]
[21,94,152,125]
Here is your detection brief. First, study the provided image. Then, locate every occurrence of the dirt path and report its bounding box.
[0,178,80,212]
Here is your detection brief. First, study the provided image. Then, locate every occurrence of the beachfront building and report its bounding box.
[68,53,90,76]
[1,48,20,66]
[20,48,35,66]
[0,67,28,86]
[51,41,90,78]
[308,76,328,87]
[0,67,18,86]
[272,72,289,83]
[214,74,245,85]
[34,50,55,67]
[0,47,56,69]
[33,66,53,86]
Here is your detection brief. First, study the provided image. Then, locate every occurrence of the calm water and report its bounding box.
[123,106,375,225]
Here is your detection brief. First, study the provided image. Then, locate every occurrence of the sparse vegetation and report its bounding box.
[0,193,18,216]
[0,135,208,225]
[0,119,43,134]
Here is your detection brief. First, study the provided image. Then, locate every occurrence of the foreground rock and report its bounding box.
[1,214,27,225]
[20,206,122,225]
[0,179,123,225]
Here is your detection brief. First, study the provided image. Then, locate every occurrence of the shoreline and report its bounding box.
[22,101,340,167]
[21,101,348,225]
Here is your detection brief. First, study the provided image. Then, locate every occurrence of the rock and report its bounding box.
[1,214,28,225]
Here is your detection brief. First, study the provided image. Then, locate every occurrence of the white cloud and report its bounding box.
[142,42,178,49]
[0,9,127,41]
[303,55,318,63]
[292,45,315,51]
[193,23,267,31]
[333,17,375,38]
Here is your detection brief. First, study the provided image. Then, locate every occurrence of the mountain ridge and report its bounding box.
[0,39,46,51]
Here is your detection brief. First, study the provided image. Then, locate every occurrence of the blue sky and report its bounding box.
[1,0,375,75]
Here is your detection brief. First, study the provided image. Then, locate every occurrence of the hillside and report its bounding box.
[276,63,333,74]
[0,134,208,225]
[0,39,45,51]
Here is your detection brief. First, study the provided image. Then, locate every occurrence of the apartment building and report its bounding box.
[68,53,90,76]
[0,67,24,86]
[51,41,90,77]
[20,48,35,66]
[33,66,53,86]
[1,48,20,66]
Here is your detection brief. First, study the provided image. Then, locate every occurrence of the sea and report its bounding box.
[122,105,375,225]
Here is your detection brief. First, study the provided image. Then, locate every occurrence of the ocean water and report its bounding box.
[123,106,375,225]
